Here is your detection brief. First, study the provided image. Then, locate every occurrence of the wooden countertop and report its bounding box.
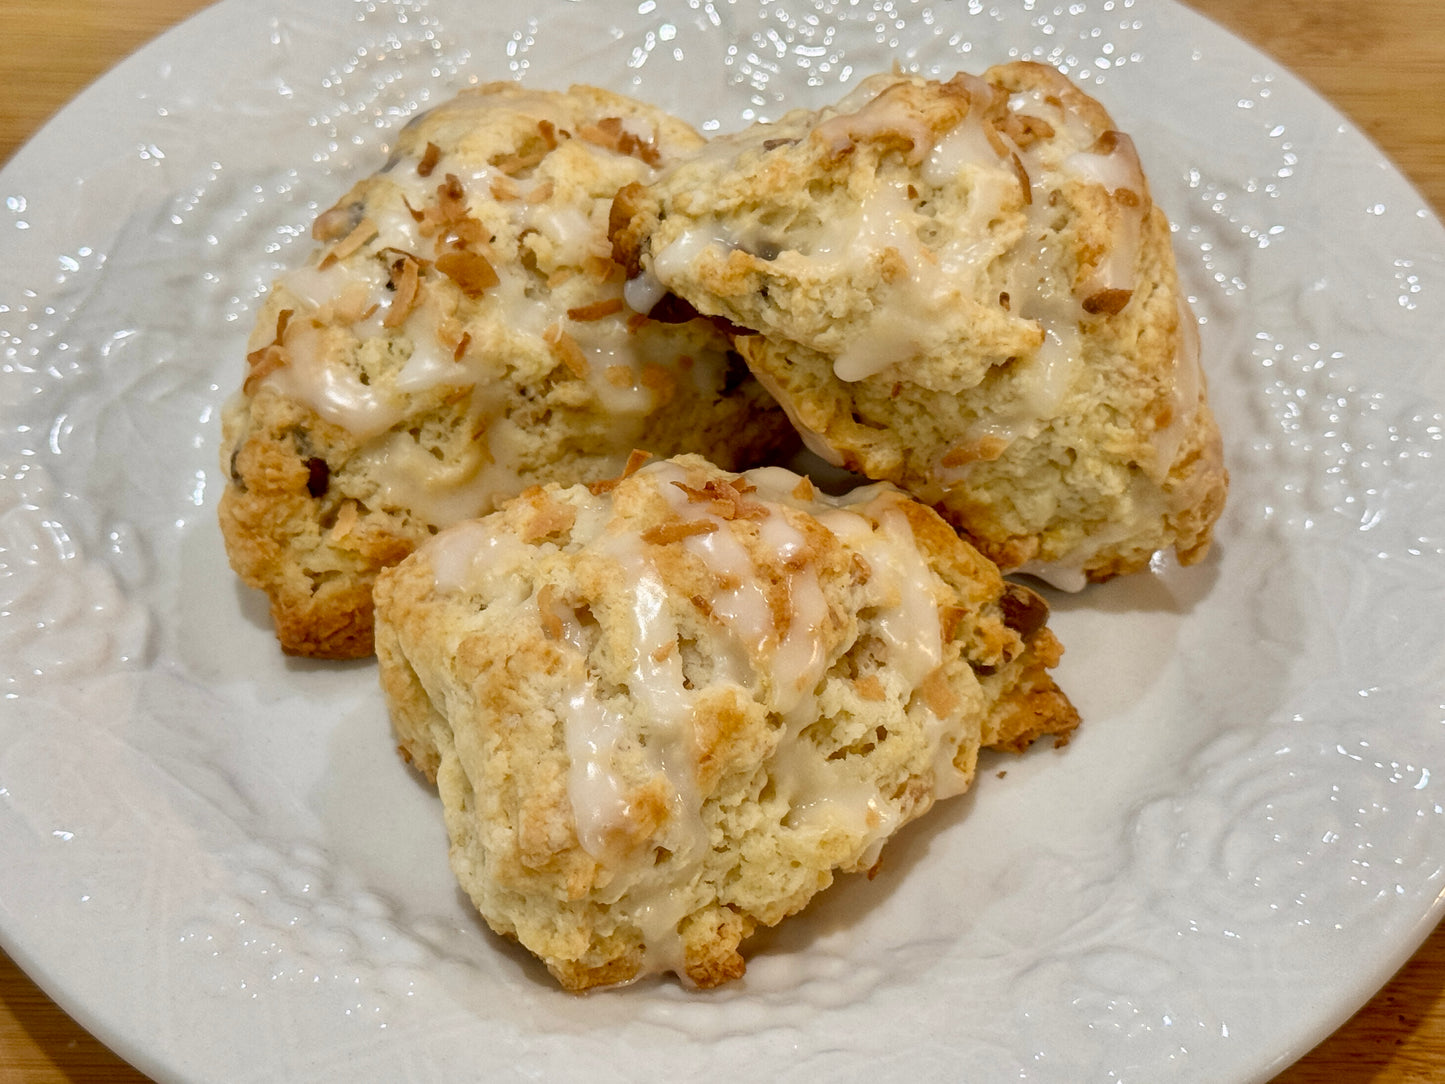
[1,0,1441,1080]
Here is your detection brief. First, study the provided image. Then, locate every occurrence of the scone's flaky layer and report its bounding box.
[612,62,1227,586]
[374,454,1077,990]
[219,83,793,658]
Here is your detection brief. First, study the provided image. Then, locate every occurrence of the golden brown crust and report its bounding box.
[984,626,1081,753]
[610,63,1227,584]
[374,454,1078,990]
[219,84,793,658]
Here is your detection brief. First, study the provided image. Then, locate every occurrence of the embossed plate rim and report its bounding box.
[2,1,1444,1081]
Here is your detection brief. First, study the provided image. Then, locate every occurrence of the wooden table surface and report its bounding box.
[1,0,1441,1080]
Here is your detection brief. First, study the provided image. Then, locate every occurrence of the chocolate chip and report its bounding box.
[1000,582,1050,640]
[305,457,330,498]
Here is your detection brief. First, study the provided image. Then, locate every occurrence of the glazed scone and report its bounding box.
[219,83,793,658]
[612,63,1227,587]
[373,453,1078,990]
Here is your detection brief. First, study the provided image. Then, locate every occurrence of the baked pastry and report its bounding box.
[611,62,1227,587]
[219,83,793,658]
[373,453,1078,990]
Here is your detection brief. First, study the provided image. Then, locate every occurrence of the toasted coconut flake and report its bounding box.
[436,250,500,298]
[494,144,550,176]
[527,179,556,204]
[243,346,287,395]
[447,217,490,251]
[1008,152,1033,205]
[670,478,767,521]
[319,216,379,269]
[983,122,1010,159]
[940,434,1009,469]
[453,331,472,362]
[312,201,361,242]
[791,475,816,502]
[328,499,361,542]
[437,174,470,222]
[383,255,423,329]
[417,141,442,178]
[1007,112,1056,151]
[273,306,295,345]
[1082,288,1133,316]
[587,449,652,495]
[489,174,522,201]
[567,297,625,322]
[578,116,662,167]
[642,519,719,546]
[619,449,652,477]
[519,492,578,542]
[243,307,295,394]
[542,323,590,379]
[583,254,626,285]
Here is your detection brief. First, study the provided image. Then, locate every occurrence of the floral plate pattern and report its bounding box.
[2,1,1443,1080]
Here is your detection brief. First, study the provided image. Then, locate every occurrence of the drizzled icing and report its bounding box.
[419,459,973,980]
[247,91,731,526]
[640,69,1156,457]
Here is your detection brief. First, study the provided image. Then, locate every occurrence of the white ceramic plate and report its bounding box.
[3,1,1443,1080]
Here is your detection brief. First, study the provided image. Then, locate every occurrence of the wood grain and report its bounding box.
[1,1,1442,1081]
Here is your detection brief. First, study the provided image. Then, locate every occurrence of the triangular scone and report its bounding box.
[611,63,1227,588]
[374,453,1078,991]
[219,83,793,658]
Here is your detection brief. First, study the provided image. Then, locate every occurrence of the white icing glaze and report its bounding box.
[523,200,607,267]
[422,461,985,981]
[650,227,732,286]
[760,486,954,858]
[813,79,941,165]
[424,516,536,596]
[561,679,638,860]
[1013,560,1090,594]
[622,268,668,315]
[816,501,942,687]
[923,112,1006,188]
[279,256,387,312]
[262,317,406,441]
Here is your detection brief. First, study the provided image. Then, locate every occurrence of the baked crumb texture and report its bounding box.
[612,62,1228,588]
[219,83,794,658]
[374,454,1078,990]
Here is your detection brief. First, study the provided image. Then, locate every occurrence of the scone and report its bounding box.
[373,453,1078,990]
[611,62,1227,587]
[219,83,793,658]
